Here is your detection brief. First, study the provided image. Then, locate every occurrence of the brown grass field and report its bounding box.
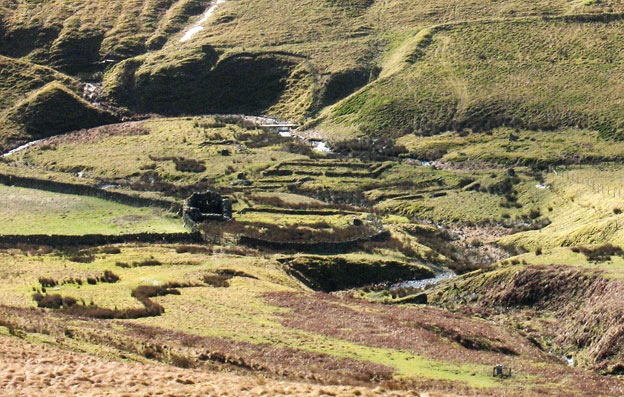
[0,334,415,396]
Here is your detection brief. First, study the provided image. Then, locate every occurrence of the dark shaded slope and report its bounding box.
[6,83,118,141]
[104,50,299,115]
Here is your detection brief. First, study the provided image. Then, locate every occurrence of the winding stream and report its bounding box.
[395,270,457,290]
[1,139,46,158]
[180,0,227,42]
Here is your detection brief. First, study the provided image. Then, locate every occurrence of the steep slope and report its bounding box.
[431,263,624,374]
[6,82,117,139]
[0,55,80,110]
[103,49,301,115]
[0,56,118,151]
[102,0,624,121]
[318,15,624,140]
[0,0,210,73]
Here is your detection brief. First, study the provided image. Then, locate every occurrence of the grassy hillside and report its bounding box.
[0,56,119,151]
[103,49,303,115]
[318,15,624,140]
[102,0,624,121]
[0,55,80,110]
[0,0,210,73]
[499,164,624,250]
[397,127,624,167]
[6,82,118,138]
[3,0,624,128]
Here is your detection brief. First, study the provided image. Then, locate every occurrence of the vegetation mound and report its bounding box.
[432,264,624,372]
[0,56,79,111]
[6,82,118,139]
[0,56,85,150]
[104,50,299,115]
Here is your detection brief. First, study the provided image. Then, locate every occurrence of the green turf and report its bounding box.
[397,127,624,166]
[0,185,184,235]
[319,16,624,140]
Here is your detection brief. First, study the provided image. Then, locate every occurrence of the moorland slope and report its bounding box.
[3,0,624,395]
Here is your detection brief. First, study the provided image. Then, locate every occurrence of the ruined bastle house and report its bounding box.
[183,191,232,226]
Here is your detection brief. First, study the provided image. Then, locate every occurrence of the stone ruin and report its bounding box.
[183,191,233,225]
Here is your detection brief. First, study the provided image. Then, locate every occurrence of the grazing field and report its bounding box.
[3,117,306,191]
[498,165,624,251]
[0,185,184,235]
[398,127,624,166]
[2,243,623,395]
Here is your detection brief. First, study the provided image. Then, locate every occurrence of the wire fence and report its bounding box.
[549,164,624,199]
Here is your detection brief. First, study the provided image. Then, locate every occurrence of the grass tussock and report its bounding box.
[175,245,213,254]
[38,271,119,288]
[202,274,232,288]
[149,155,207,173]
[117,259,162,268]
[32,284,180,319]
[572,244,624,262]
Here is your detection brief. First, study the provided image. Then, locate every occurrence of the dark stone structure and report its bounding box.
[0,232,202,247]
[183,191,232,226]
